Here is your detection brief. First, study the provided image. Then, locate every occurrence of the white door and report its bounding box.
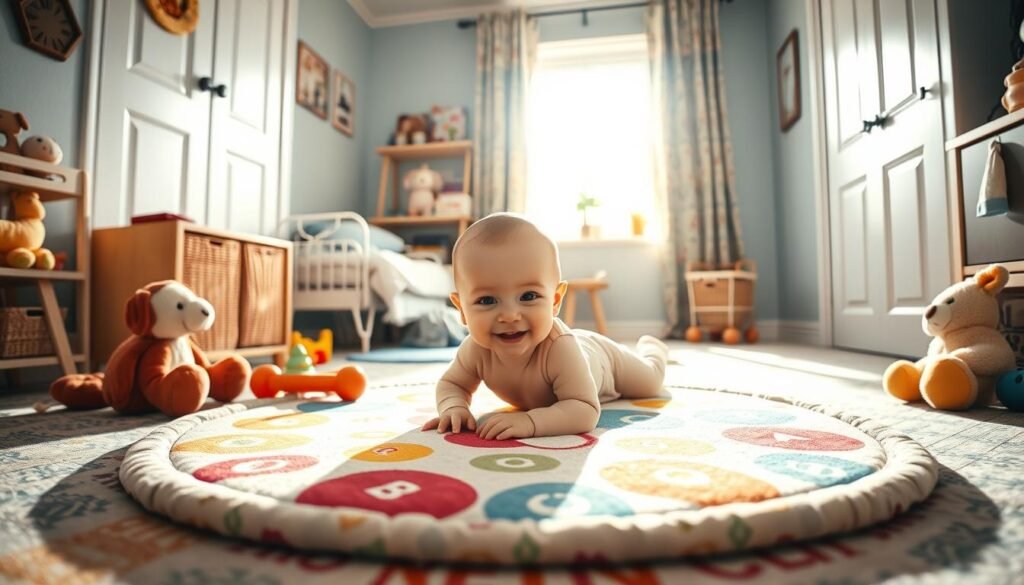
[92,0,215,228]
[205,0,285,235]
[821,0,950,357]
[92,0,291,235]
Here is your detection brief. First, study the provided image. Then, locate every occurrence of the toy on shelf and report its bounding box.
[684,259,758,344]
[291,329,332,365]
[285,344,316,374]
[0,191,55,270]
[0,109,63,177]
[403,164,442,216]
[19,135,63,178]
[250,364,367,401]
[996,369,1024,411]
[0,109,29,169]
[45,280,252,416]
[884,264,1017,411]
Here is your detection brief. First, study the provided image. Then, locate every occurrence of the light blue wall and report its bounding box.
[766,0,818,322]
[291,0,372,215]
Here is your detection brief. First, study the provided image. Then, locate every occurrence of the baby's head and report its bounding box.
[450,213,567,356]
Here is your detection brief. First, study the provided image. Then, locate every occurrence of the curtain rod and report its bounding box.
[456,0,732,29]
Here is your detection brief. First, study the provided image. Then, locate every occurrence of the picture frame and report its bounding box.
[776,29,801,132]
[296,41,329,119]
[332,70,355,136]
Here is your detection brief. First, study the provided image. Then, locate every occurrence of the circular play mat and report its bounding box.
[120,384,938,565]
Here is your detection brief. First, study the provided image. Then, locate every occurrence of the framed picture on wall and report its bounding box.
[296,41,329,119]
[776,29,800,132]
[332,70,355,136]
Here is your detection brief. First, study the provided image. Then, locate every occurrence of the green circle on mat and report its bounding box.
[471,453,560,473]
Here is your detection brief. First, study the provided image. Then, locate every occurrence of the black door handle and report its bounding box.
[862,113,888,133]
[199,76,228,98]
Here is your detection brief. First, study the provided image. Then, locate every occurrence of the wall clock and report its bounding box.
[14,0,84,62]
[145,0,199,36]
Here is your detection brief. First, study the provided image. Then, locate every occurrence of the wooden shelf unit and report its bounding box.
[0,151,90,376]
[946,108,1024,288]
[373,141,473,237]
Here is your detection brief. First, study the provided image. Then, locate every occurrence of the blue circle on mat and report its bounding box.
[598,410,683,430]
[296,401,386,413]
[694,409,796,425]
[484,483,633,521]
[348,347,458,363]
[755,453,874,487]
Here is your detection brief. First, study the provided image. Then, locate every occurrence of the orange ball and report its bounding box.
[722,327,741,345]
[685,326,703,343]
[335,365,368,401]
[745,327,760,344]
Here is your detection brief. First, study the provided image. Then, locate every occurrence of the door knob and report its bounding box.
[861,113,888,133]
[199,76,228,98]
[919,86,930,100]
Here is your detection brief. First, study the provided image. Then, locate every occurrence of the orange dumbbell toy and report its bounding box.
[250,364,367,401]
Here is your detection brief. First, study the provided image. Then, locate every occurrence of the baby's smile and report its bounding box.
[494,330,529,343]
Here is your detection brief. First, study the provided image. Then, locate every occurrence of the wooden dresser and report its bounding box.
[91,221,292,368]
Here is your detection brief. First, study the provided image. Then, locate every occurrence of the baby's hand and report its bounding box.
[478,412,536,441]
[421,406,477,434]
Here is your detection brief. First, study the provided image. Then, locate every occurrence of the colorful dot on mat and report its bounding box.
[398,392,434,404]
[597,409,685,430]
[722,427,864,451]
[347,443,433,462]
[615,437,714,456]
[518,433,597,451]
[484,483,633,521]
[232,413,330,430]
[445,432,523,449]
[172,433,311,454]
[470,453,560,473]
[754,453,875,487]
[630,398,678,409]
[192,455,318,482]
[693,409,797,426]
[296,470,476,518]
[600,460,780,506]
[296,401,385,413]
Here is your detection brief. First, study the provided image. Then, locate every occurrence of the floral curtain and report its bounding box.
[647,0,745,337]
[472,10,538,217]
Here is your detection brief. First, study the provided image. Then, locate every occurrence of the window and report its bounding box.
[526,34,658,242]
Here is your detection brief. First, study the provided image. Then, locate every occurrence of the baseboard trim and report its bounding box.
[776,320,825,346]
[572,320,667,341]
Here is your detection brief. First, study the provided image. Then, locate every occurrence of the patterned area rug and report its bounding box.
[118,384,937,564]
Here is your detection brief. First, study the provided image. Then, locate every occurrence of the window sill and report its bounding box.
[556,238,662,248]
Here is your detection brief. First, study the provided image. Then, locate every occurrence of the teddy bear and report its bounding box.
[403,163,443,216]
[48,280,252,417]
[0,108,29,172]
[884,264,1017,410]
[0,191,55,270]
[394,113,429,146]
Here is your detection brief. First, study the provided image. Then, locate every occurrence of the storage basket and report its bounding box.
[239,243,286,347]
[684,259,757,343]
[183,234,241,351]
[0,307,68,358]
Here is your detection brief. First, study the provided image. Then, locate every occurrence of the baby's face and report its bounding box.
[452,233,566,358]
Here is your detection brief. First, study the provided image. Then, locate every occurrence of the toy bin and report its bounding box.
[0,307,68,358]
[684,259,758,344]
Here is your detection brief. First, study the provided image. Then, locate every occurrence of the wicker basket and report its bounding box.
[684,259,757,342]
[0,307,68,358]
[239,243,286,347]
[183,234,241,351]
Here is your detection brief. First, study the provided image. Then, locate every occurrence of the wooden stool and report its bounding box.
[563,272,609,335]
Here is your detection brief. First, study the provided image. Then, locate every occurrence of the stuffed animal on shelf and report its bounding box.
[0,191,55,270]
[0,108,29,172]
[403,164,442,216]
[47,281,252,417]
[19,135,63,178]
[884,264,1017,410]
[394,113,429,146]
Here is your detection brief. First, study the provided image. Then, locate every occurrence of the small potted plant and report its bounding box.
[577,192,601,239]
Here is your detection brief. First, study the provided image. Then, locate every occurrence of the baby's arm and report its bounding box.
[482,336,600,439]
[422,342,481,433]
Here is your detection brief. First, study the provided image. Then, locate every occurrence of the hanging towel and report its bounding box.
[977,139,1009,217]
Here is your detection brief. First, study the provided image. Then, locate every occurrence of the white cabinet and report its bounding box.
[89,0,295,235]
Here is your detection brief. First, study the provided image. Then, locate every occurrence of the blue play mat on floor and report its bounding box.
[348,346,458,363]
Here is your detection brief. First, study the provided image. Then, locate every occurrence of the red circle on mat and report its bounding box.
[722,427,864,451]
[193,455,318,482]
[444,433,524,449]
[296,470,477,518]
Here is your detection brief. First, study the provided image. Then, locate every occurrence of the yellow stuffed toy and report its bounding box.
[0,191,55,270]
[884,264,1016,410]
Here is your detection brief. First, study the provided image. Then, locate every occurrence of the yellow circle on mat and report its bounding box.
[348,443,433,462]
[615,437,715,456]
[173,433,311,454]
[398,392,433,404]
[601,459,779,506]
[631,398,675,409]
[233,413,329,430]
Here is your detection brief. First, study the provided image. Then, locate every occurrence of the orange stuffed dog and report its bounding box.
[49,281,251,416]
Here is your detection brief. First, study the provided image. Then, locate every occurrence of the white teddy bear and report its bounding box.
[403,164,442,216]
[884,264,1016,410]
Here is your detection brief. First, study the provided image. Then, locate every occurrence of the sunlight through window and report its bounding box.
[526,34,658,242]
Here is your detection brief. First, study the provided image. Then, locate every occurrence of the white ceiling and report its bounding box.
[347,0,632,28]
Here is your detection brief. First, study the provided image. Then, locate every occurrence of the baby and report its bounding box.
[421,212,669,440]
